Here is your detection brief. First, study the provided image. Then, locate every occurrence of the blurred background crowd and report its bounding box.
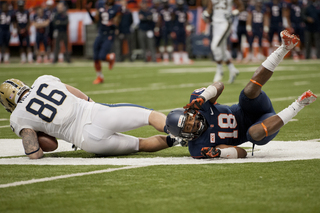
[0,0,319,64]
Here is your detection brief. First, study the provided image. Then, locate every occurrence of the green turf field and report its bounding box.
[0,60,319,213]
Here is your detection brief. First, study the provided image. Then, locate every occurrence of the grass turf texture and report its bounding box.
[1,161,320,213]
[0,60,320,212]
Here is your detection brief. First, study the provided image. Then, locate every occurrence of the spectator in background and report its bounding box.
[284,0,305,60]
[246,0,268,62]
[138,1,156,62]
[0,2,14,63]
[151,0,162,62]
[14,0,33,63]
[302,0,320,59]
[33,7,50,63]
[117,0,133,62]
[159,0,173,63]
[234,0,250,61]
[52,2,70,63]
[86,0,121,84]
[264,0,286,53]
[45,0,57,62]
[171,0,192,64]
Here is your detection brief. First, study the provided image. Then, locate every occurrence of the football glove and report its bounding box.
[201,147,221,158]
[183,96,205,111]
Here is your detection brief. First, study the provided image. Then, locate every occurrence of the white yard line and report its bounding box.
[0,165,147,189]
[0,140,320,189]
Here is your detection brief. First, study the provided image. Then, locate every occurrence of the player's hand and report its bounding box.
[183,97,205,111]
[201,147,221,158]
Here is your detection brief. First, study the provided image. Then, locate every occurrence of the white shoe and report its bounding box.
[228,68,239,84]
[296,90,317,106]
[280,30,300,51]
[213,72,223,82]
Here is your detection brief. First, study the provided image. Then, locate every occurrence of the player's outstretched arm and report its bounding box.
[20,128,43,159]
[64,84,94,102]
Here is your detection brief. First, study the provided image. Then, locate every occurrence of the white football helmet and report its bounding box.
[0,79,30,113]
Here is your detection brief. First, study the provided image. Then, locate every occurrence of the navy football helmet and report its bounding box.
[166,108,207,142]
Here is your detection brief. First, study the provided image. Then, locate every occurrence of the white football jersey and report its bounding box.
[211,0,233,22]
[10,75,94,147]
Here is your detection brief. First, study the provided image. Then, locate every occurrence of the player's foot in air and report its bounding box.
[228,68,239,84]
[93,76,104,84]
[213,72,223,83]
[280,30,300,51]
[107,53,115,70]
[296,90,317,106]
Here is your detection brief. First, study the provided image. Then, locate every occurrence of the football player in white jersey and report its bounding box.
[202,0,244,83]
[0,75,174,159]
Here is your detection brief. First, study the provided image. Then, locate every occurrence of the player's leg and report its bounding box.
[248,90,317,142]
[243,30,299,99]
[211,22,232,82]
[99,36,115,69]
[92,35,104,84]
[3,31,10,63]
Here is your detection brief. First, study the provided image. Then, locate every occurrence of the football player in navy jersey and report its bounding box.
[234,0,250,61]
[264,0,287,51]
[33,7,50,63]
[86,0,121,84]
[284,0,305,59]
[13,0,32,63]
[171,0,192,65]
[0,2,14,63]
[151,0,162,62]
[159,0,174,63]
[166,30,317,159]
[246,0,268,62]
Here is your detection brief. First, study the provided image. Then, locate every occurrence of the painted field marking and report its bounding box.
[84,73,320,95]
[0,119,9,121]
[0,125,10,129]
[0,165,147,189]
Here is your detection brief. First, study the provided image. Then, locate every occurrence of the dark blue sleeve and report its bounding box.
[188,141,204,159]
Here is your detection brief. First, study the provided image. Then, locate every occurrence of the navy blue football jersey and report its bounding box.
[0,10,13,31]
[187,88,279,158]
[14,9,29,29]
[98,4,121,35]
[265,1,284,27]
[173,8,187,31]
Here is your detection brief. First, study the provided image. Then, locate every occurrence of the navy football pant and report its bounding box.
[239,90,279,145]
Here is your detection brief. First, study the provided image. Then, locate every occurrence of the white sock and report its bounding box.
[4,53,9,62]
[277,101,304,125]
[173,52,180,64]
[21,53,26,62]
[219,147,238,159]
[163,53,169,60]
[262,46,289,72]
[96,72,104,78]
[182,52,189,63]
[216,64,223,74]
[27,52,33,62]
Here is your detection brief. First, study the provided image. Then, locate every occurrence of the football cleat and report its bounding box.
[93,76,104,84]
[296,90,317,106]
[280,30,300,51]
[0,79,30,113]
